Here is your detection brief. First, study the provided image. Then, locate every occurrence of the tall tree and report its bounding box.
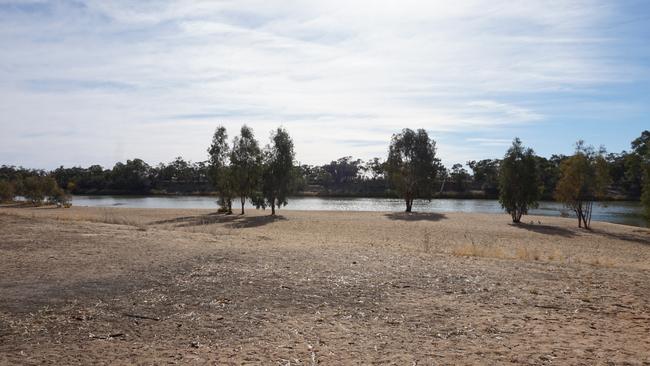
[253,128,296,215]
[633,131,650,219]
[386,128,439,212]
[498,138,541,223]
[642,166,650,220]
[555,141,610,229]
[321,156,363,190]
[208,126,234,214]
[230,125,262,214]
[110,159,153,193]
[450,163,470,192]
[468,159,500,195]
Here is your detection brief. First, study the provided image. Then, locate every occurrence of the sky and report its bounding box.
[1,0,649,169]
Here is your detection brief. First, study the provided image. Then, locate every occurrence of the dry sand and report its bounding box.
[0,206,649,365]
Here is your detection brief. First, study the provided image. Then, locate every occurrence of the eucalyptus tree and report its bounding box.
[230,125,262,214]
[555,141,610,229]
[253,128,296,215]
[386,128,439,212]
[634,131,650,219]
[498,138,541,223]
[207,126,234,214]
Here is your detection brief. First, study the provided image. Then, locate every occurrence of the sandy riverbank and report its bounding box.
[1,206,649,364]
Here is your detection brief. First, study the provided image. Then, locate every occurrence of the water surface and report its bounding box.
[71,195,648,228]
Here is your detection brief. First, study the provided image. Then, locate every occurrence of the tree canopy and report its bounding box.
[555,141,610,229]
[230,125,262,214]
[208,126,235,213]
[498,138,541,223]
[386,128,439,212]
[253,128,296,215]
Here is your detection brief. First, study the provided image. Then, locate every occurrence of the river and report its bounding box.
[71,195,648,228]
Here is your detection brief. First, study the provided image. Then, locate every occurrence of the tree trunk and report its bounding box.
[575,203,583,228]
[240,197,245,215]
[583,201,593,229]
[271,202,276,216]
[405,195,412,212]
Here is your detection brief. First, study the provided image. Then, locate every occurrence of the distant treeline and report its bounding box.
[0,131,648,202]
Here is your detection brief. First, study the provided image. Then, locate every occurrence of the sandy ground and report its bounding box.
[0,205,649,365]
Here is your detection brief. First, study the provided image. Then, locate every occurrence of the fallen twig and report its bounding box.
[90,332,125,340]
[123,313,161,321]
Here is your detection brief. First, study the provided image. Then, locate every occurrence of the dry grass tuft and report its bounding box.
[452,243,507,259]
[452,232,507,259]
[587,257,615,268]
[516,247,541,261]
[546,249,564,262]
[90,210,148,231]
[421,230,432,253]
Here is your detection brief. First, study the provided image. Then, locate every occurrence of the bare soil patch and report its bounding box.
[1,207,649,364]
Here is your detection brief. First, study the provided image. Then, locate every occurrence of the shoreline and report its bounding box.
[1,202,646,227]
[69,191,644,202]
[13,197,648,228]
[1,203,648,233]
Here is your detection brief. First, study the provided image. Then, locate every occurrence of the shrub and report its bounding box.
[0,180,15,202]
[50,186,72,208]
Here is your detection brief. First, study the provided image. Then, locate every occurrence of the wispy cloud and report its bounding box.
[0,0,648,168]
[24,79,135,93]
[466,138,513,147]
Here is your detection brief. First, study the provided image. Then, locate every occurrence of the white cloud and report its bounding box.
[0,0,644,167]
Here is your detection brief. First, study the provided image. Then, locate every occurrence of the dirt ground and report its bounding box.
[1,206,649,365]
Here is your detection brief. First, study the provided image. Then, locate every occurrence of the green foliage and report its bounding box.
[110,159,153,193]
[0,180,15,202]
[637,131,650,219]
[23,176,46,205]
[22,176,60,206]
[642,168,650,219]
[253,128,296,215]
[230,125,262,214]
[468,159,500,194]
[631,130,650,157]
[555,141,611,229]
[498,138,541,223]
[50,185,71,207]
[365,158,386,180]
[450,163,471,192]
[386,128,439,212]
[208,126,235,213]
[321,157,363,189]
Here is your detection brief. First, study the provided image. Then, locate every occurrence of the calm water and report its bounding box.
[71,195,648,228]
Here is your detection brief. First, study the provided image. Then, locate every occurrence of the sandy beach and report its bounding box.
[1,206,649,364]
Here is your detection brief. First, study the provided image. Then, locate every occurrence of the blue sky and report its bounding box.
[0,0,649,169]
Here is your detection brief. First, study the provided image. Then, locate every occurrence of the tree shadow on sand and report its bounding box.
[151,212,287,229]
[384,212,447,222]
[509,222,576,238]
[589,228,650,246]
